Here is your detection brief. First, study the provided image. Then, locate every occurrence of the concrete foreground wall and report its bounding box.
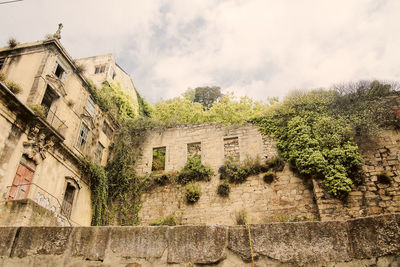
[0,214,399,267]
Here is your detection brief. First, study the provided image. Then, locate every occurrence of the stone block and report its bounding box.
[109,226,168,259]
[0,227,18,257]
[348,214,400,259]
[167,225,227,264]
[228,221,351,264]
[70,227,110,261]
[11,227,72,258]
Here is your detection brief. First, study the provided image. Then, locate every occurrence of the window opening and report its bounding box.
[187,142,201,159]
[53,60,67,82]
[41,85,59,117]
[102,120,113,139]
[85,96,96,117]
[95,142,104,164]
[109,67,116,79]
[152,147,166,171]
[95,65,106,74]
[0,57,5,70]
[61,183,75,218]
[77,122,89,150]
[224,137,240,162]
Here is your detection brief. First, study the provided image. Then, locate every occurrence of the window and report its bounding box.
[61,183,75,218]
[187,142,201,159]
[8,156,36,201]
[95,142,104,164]
[76,122,89,150]
[108,67,116,79]
[85,96,96,117]
[224,137,240,162]
[41,85,59,117]
[52,59,67,82]
[94,65,106,74]
[152,147,166,171]
[0,57,5,70]
[102,121,113,139]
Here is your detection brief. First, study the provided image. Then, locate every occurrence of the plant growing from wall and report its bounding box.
[5,81,22,94]
[235,208,248,225]
[219,157,269,184]
[177,155,213,185]
[28,104,47,117]
[217,181,230,197]
[185,182,201,204]
[377,171,391,184]
[263,171,275,183]
[8,37,18,48]
[267,155,285,172]
[149,214,179,226]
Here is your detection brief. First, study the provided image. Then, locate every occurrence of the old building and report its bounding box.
[0,37,138,226]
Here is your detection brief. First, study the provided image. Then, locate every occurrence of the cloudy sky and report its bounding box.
[1,0,400,103]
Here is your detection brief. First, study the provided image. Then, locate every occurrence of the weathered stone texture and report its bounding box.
[0,214,399,266]
[167,225,227,264]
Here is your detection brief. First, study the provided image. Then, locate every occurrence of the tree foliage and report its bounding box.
[193,86,223,109]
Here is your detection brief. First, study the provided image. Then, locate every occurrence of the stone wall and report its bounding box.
[314,129,400,221]
[138,123,317,225]
[138,123,400,225]
[0,214,399,266]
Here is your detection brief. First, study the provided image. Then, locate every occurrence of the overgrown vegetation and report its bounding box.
[253,80,399,198]
[185,183,201,204]
[177,155,213,185]
[263,171,275,183]
[217,181,230,197]
[28,104,47,117]
[149,214,179,226]
[219,156,270,184]
[8,37,18,48]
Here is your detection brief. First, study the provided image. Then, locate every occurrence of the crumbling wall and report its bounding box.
[0,214,399,266]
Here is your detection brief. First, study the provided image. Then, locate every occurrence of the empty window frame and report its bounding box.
[52,59,67,82]
[61,183,76,218]
[0,57,5,70]
[40,85,59,116]
[224,137,240,162]
[85,96,96,117]
[76,122,89,150]
[102,120,113,139]
[95,142,104,164]
[187,142,201,159]
[152,147,166,171]
[94,65,106,74]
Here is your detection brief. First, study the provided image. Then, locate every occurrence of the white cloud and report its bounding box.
[1,0,400,103]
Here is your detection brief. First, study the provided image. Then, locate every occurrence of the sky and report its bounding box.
[1,0,400,103]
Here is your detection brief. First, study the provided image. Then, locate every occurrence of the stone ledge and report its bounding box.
[0,213,398,266]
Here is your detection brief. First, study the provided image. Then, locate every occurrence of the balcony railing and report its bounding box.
[45,108,68,137]
[6,183,80,226]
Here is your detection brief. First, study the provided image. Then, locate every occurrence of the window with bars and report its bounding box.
[85,96,96,117]
[76,122,89,150]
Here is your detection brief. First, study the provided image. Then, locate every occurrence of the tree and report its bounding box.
[193,86,223,109]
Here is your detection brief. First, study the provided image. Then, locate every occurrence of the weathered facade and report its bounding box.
[0,38,138,226]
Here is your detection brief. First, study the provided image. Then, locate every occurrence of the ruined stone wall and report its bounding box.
[138,124,400,225]
[138,124,318,225]
[314,129,400,221]
[0,214,399,266]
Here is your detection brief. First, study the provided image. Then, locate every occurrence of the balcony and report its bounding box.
[45,108,68,137]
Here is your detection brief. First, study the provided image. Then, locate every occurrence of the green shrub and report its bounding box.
[28,104,47,117]
[235,209,248,225]
[185,183,201,204]
[263,171,275,183]
[377,171,391,184]
[217,181,230,197]
[5,81,22,94]
[149,214,178,226]
[219,160,249,184]
[8,37,18,48]
[177,155,213,185]
[0,73,6,83]
[243,155,269,175]
[267,155,285,172]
